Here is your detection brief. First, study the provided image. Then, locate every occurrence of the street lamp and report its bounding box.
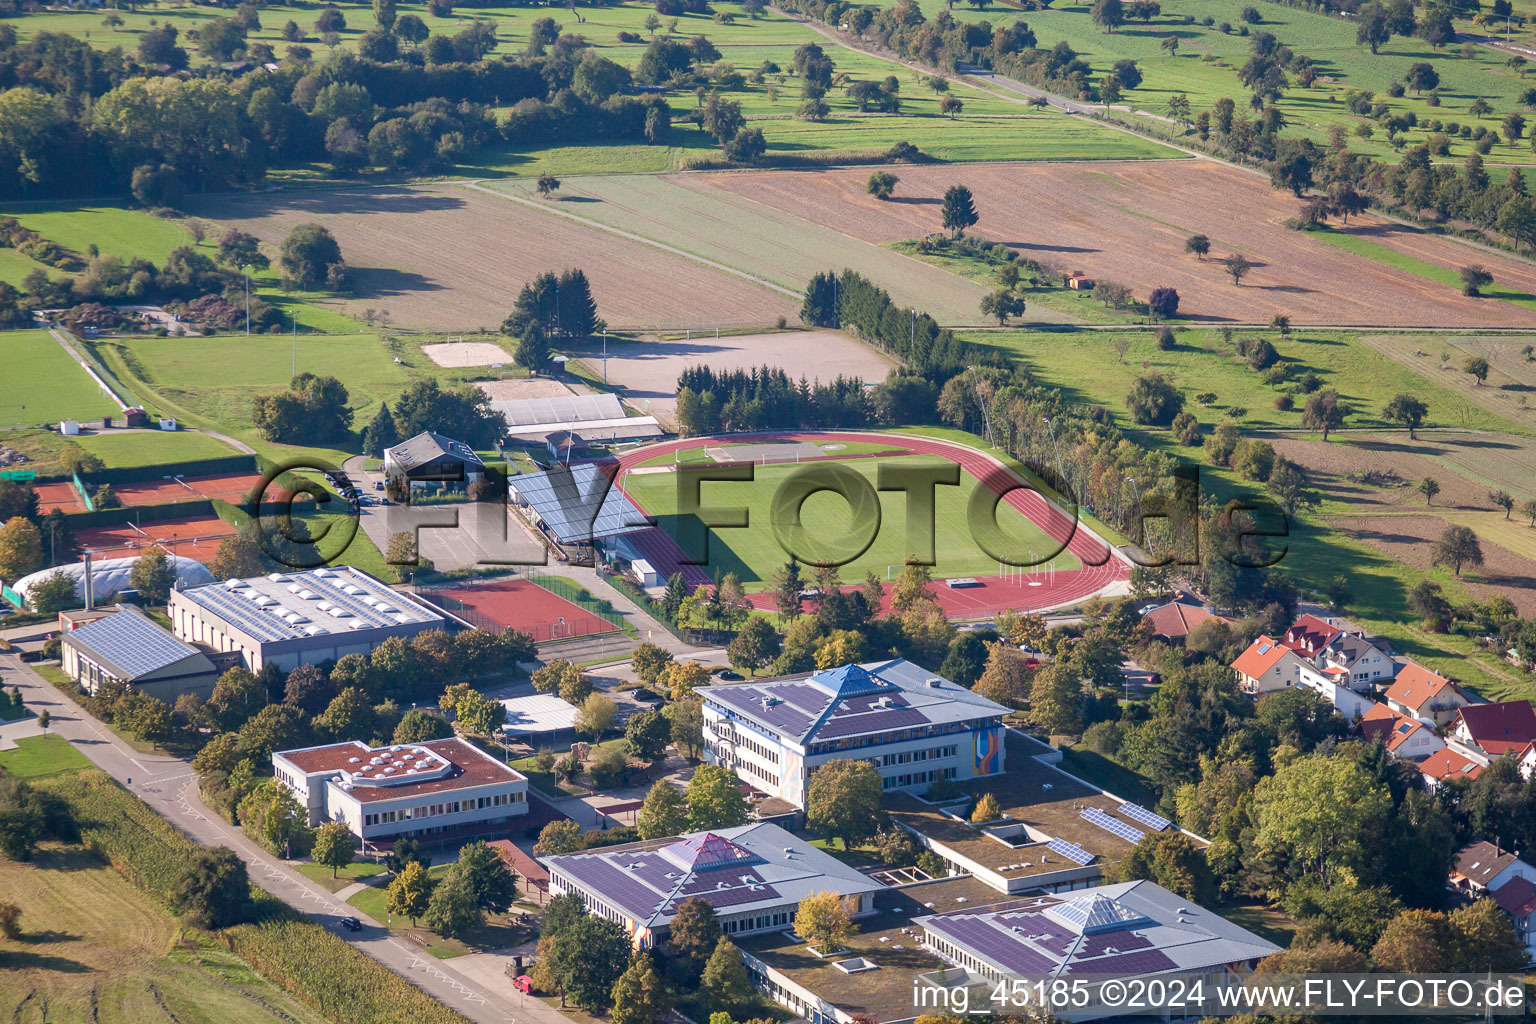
[241,264,252,337]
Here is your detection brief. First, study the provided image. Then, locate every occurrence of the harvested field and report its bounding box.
[488,174,998,326]
[421,341,514,367]
[561,329,897,425]
[1268,432,1498,514]
[188,185,798,332]
[686,161,1536,327]
[1328,514,1536,616]
[1359,335,1536,434]
[475,378,577,401]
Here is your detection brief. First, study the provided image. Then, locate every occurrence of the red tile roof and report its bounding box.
[1493,876,1536,919]
[1454,701,1536,756]
[1357,703,1426,753]
[1418,747,1484,784]
[1232,637,1294,680]
[277,737,525,803]
[1385,663,1460,713]
[1141,602,1218,640]
[1280,614,1343,654]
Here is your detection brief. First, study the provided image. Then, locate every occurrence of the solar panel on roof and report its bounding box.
[69,609,201,678]
[1117,803,1171,832]
[1046,838,1095,866]
[1081,807,1145,844]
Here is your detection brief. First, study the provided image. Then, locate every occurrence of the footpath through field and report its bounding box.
[613,431,1132,617]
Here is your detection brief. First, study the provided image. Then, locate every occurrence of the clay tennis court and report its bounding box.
[419,578,620,643]
[75,515,237,563]
[34,480,85,514]
[113,472,275,506]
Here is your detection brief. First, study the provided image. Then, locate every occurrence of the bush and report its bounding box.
[1155,326,1175,350]
[1274,393,1294,411]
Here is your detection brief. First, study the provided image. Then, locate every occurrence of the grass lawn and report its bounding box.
[0,842,333,1024]
[346,866,530,958]
[75,429,242,468]
[969,326,1529,434]
[0,330,121,428]
[893,0,1536,166]
[805,836,886,869]
[5,205,197,265]
[295,859,388,893]
[622,452,1082,587]
[0,734,91,780]
[1218,899,1299,949]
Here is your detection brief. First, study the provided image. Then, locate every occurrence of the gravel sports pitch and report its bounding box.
[684,160,1536,327]
[614,432,1131,618]
[194,185,799,332]
[560,329,898,427]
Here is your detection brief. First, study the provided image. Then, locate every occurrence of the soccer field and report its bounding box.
[621,454,1081,587]
[0,330,120,427]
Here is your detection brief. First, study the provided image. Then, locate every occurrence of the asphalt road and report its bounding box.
[3,652,568,1024]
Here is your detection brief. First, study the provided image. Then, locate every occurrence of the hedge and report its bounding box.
[97,454,257,486]
[62,497,217,531]
[42,770,476,1024]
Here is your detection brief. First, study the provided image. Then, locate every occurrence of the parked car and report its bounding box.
[716,670,743,681]
[373,480,384,491]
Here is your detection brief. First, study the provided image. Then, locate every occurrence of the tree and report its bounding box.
[1147,287,1179,320]
[866,170,898,199]
[395,708,452,743]
[534,819,582,856]
[939,95,963,119]
[362,402,400,459]
[1448,899,1529,971]
[1301,390,1346,441]
[237,780,309,856]
[313,820,354,878]
[794,890,854,951]
[1431,524,1482,575]
[1092,0,1125,31]
[1521,499,1536,526]
[1250,753,1392,886]
[217,229,268,271]
[278,223,343,289]
[1125,370,1184,426]
[1384,393,1429,438]
[941,184,978,237]
[807,760,884,850]
[1224,252,1251,285]
[1419,476,1441,506]
[545,915,631,1010]
[130,544,177,604]
[701,938,753,1013]
[1185,234,1210,260]
[28,571,76,614]
[727,617,780,675]
[686,763,748,830]
[666,697,705,759]
[669,897,723,970]
[576,692,619,739]
[1500,195,1536,252]
[0,902,18,939]
[387,860,432,925]
[979,290,1025,324]
[170,847,253,928]
[1103,830,1216,904]
[638,780,688,839]
[611,953,672,1024]
[1372,909,1452,972]
[426,871,484,938]
[0,517,42,580]
[1465,355,1491,385]
[386,837,430,875]
[971,792,1002,823]
[1490,490,1516,519]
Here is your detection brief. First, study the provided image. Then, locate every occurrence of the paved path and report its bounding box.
[1,652,569,1024]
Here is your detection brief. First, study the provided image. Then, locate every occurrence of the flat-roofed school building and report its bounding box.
[169,566,448,672]
[273,736,529,849]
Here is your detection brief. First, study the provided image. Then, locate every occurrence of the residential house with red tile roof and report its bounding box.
[1450,701,1536,759]
[1281,614,1397,692]
[1140,601,1223,644]
[1451,840,1536,897]
[1232,636,1308,696]
[1418,746,1486,790]
[1385,663,1472,728]
[1491,876,1536,957]
[1357,703,1445,761]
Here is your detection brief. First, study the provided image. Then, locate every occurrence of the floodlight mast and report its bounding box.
[967,365,996,447]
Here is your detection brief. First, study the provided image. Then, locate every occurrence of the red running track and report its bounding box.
[612,432,1131,618]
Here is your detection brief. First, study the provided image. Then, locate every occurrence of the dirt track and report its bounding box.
[683,160,1536,327]
[190,186,798,332]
